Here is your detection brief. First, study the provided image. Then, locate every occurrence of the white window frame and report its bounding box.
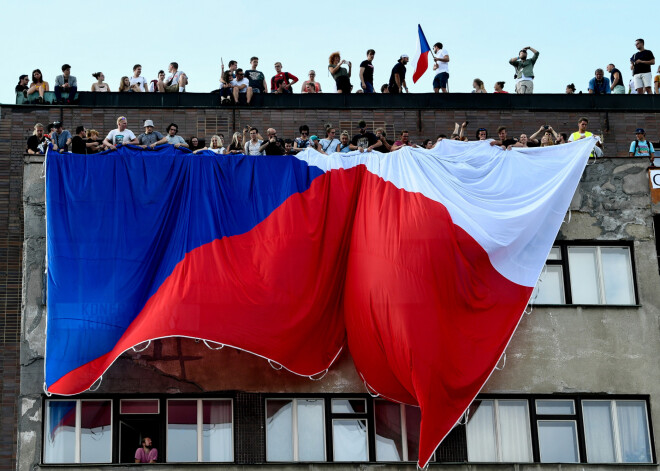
[44,399,113,464]
[568,245,635,304]
[265,398,327,462]
[582,399,653,463]
[119,398,160,415]
[166,398,234,463]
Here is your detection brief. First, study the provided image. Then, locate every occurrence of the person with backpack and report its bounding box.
[629,128,655,164]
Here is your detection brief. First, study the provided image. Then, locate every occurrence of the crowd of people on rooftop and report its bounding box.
[14,39,659,104]
[24,116,655,164]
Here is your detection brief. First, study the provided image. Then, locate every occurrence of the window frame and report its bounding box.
[531,240,639,306]
[166,397,234,463]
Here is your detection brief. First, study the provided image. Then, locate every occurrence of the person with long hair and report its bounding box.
[91,72,110,92]
[194,135,226,154]
[118,76,131,92]
[27,69,49,103]
[328,52,352,94]
[293,125,311,151]
[219,70,234,105]
[472,78,487,93]
[566,83,576,94]
[227,132,244,154]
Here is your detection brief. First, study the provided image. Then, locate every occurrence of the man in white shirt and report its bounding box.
[158,62,188,93]
[230,69,253,105]
[432,42,449,93]
[153,123,189,148]
[129,64,148,92]
[103,116,138,150]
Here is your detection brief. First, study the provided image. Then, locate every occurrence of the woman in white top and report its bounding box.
[91,72,110,92]
[244,128,264,155]
[194,135,226,154]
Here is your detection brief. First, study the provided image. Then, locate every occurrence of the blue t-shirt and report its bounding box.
[51,130,72,150]
[588,77,611,94]
[629,140,654,157]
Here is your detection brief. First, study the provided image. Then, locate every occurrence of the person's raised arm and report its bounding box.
[529,126,545,141]
[459,121,467,140]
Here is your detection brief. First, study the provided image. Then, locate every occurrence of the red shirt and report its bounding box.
[271,72,298,92]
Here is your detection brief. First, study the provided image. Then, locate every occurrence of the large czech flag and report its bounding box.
[45,137,595,466]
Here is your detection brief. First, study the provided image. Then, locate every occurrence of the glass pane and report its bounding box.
[601,247,635,304]
[266,400,293,461]
[538,421,579,463]
[297,399,325,461]
[583,401,616,462]
[333,419,368,461]
[202,400,232,462]
[532,265,565,304]
[168,400,198,462]
[405,405,422,462]
[375,401,402,461]
[547,247,561,260]
[467,400,497,462]
[80,401,112,463]
[498,400,532,462]
[616,401,651,463]
[44,401,77,463]
[331,399,366,414]
[568,247,600,304]
[120,399,159,414]
[536,400,575,415]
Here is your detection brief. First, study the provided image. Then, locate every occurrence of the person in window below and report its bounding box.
[135,437,157,463]
[588,68,611,94]
[26,123,48,154]
[293,125,311,151]
[351,120,381,152]
[493,81,508,93]
[91,72,110,92]
[388,55,409,94]
[607,63,625,94]
[336,131,352,154]
[629,128,655,164]
[391,130,413,151]
[195,135,225,154]
[244,127,264,155]
[51,122,72,153]
[490,126,518,149]
[54,64,77,104]
[328,52,352,94]
[271,62,298,94]
[472,78,487,93]
[137,120,164,149]
[259,128,285,155]
[159,62,188,93]
[15,74,29,98]
[301,70,322,93]
[565,83,576,94]
[154,123,189,148]
[103,116,138,150]
[27,69,48,103]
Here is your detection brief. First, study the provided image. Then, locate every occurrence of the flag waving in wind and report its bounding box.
[413,24,432,83]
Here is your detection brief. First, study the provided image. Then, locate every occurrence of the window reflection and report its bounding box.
[333,419,368,461]
[81,401,112,463]
[44,401,77,463]
[167,400,198,462]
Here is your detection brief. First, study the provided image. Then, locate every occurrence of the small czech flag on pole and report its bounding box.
[412,24,432,84]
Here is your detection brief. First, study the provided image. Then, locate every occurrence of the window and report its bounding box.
[374,400,425,462]
[582,400,652,463]
[265,398,325,462]
[466,399,532,462]
[44,400,112,464]
[331,398,369,461]
[120,399,159,414]
[535,400,579,463]
[167,399,233,462]
[532,243,636,305]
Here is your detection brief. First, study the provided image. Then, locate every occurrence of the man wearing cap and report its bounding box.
[50,122,72,153]
[509,46,539,94]
[388,55,409,94]
[54,64,78,104]
[351,120,381,152]
[137,120,165,149]
[629,128,655,163]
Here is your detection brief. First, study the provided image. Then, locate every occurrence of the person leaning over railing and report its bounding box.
[26,123,48,154]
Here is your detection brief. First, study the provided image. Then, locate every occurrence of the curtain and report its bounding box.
[583,401,616,462]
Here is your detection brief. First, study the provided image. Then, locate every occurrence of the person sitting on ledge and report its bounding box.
[91,72,110,92]
[54,64,77,104]
[27,69,49,104]
[159,62,188,93]
[135,437,157,463]
[15,74,29,98]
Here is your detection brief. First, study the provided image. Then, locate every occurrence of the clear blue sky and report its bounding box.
[2,0,659,103]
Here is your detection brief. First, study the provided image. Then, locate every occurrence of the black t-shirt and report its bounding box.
[351,131,378,148]
[631,49,655,75]
[72,135,87,154]
[610,67,624,88]
[15,84,28,93]
[26,135,46,153]
[360,60,374,84]
[246,69,266,92]
[262,138,285,155]
[389,62,407,88]
[378,139,394,153]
